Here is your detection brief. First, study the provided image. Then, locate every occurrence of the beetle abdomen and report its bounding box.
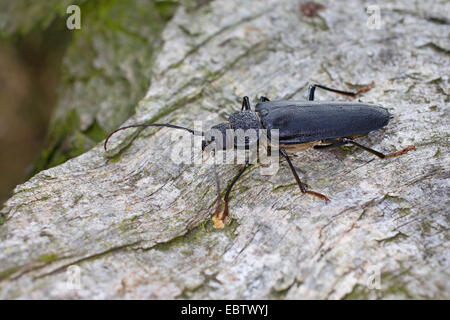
[256,101,390,144]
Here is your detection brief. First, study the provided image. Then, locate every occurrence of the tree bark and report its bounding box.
[1,0,449,299]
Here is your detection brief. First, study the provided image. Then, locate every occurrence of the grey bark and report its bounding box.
[1,0,449,299]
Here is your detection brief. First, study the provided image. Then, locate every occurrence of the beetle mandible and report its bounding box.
[105,82,415,228]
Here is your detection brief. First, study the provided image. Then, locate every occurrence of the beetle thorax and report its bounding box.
[229,110,262,131]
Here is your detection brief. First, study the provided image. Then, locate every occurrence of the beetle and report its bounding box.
[105,82,415,228]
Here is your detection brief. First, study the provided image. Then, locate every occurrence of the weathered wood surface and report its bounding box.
[1,0,449,299]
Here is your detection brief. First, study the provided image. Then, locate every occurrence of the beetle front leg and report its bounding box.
[307,82,374,101]
[212,160,251,228]
[341,138,416,159]
[280,149,330,202]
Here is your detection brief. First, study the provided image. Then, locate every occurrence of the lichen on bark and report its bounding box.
[0,0,178,174]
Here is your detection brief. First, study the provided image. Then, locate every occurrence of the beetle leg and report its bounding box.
[280,148,330,202]
[259,96,270,102]
[241,96,251,111]
[308,82,374,101]
[341,138,416,159]
[212,160,251,228]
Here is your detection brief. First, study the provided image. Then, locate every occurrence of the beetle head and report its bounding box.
[202,110,263,152]
[202,123,232,151]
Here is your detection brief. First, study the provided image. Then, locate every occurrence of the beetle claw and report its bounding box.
[306,190,330,202]
[384,145,416,158]
[212,202,229,229]
[212,215,226,229]
[354,81,375,96]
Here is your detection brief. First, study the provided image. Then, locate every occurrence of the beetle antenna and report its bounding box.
[104,123,203,151]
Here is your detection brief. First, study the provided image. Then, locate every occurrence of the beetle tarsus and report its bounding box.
[306,190,330,202]
[212,207,227,229]
[383,145,416,158]
[342,138,416,159]
[354,81,375,96]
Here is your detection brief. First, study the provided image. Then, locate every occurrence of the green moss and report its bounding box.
[0,214,6,226]
[302,15,329,31]
[343,284,370,300]
[183,0,214,12]
[0,266,21,280]
[72,194,84,206]
[155,1,180,21]
[39,195,51,202]
[38,253,59,263]
[384,285,413,298]
[383,280,413,298]
[118,216,139,233]
[385,195,403,203]
[380,271,415,299]
[427,78,442,85]
[153,218,238,252]
[399,208,411,216]
[339,145,354,152]
[153,225,209,251]
[27,0,178,175]
[109,153,122,163]
[421,222,432,235]
[434,148,441,158]
[179,282,205,299]
[197,220,209,231]
[83,120,107,142]
[180,248,195,256]
[272,183,297,193]
[31,109,81,176]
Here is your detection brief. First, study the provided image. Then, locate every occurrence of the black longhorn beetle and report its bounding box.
[105,82,415,228]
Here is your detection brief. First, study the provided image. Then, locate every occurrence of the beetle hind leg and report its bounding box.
[280,148,330,202]
[307,82,374,101]
[341,138,416,159]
